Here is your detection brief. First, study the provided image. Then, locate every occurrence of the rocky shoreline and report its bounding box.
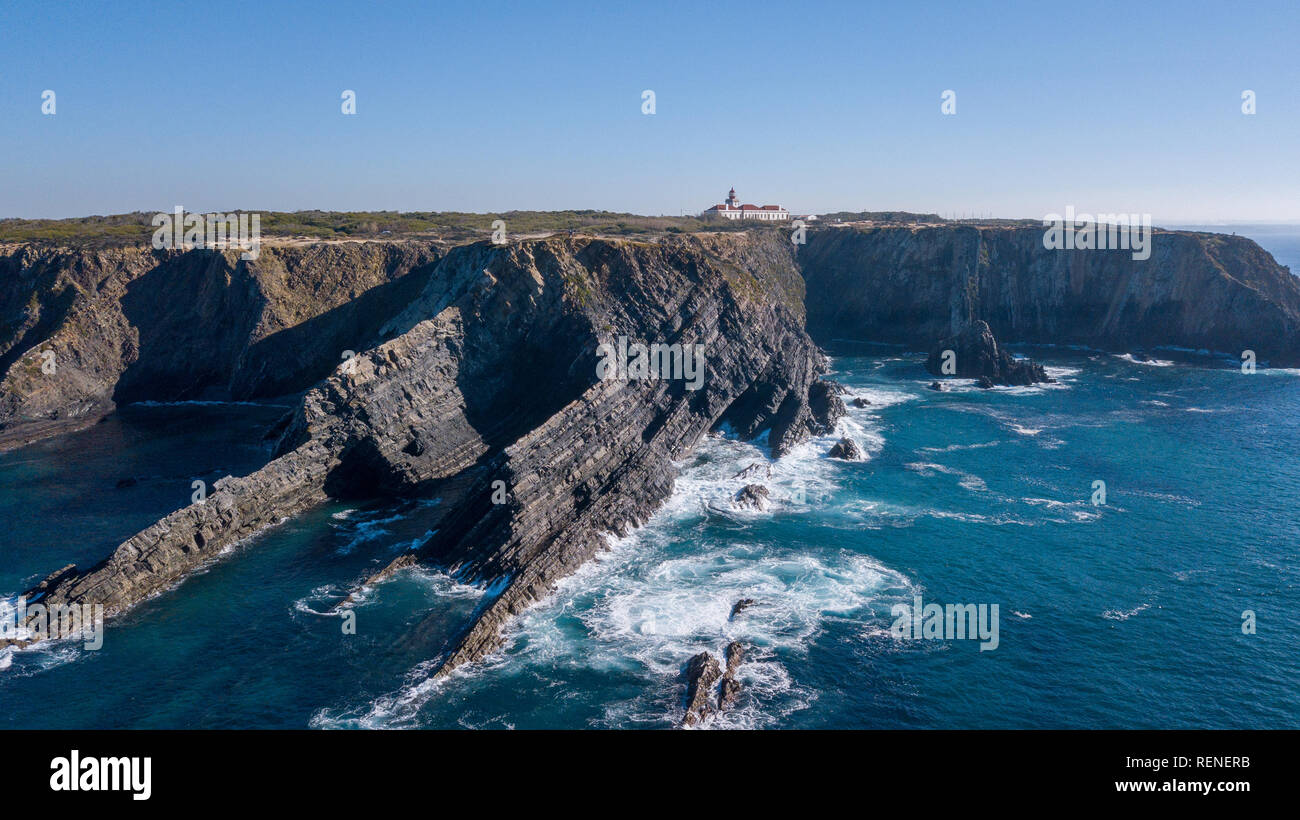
[5,223,1300,714]
[0,233,844,679]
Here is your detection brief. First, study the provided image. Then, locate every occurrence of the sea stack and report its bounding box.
[925,320,1052,386]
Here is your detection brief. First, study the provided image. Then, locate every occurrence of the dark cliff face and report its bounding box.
[799,225,1300,364]
[4,233,842,673]
[0,242,443,449]
[924,320,1051,385]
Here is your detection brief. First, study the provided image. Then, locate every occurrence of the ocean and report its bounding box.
[2,228,1298,729]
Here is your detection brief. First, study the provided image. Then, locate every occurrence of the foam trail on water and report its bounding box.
[0,595,85,677]
[324,362,918,728]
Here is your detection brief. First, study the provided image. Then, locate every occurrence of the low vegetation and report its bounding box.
[0,209,806,247]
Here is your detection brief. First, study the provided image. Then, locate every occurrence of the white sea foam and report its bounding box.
[311,658,450,729]
[846,387,916,411]
[292,584,349,616]
[1102,603,1152,621]
[1001,380,1071,395]
[294,564,481,618]
[1022,497,1071,509]
[0,596,85,677]
[331,511,407,555]
[1020,497,1102,523]
[932,369,1074,395]
[920,440,1000,453]
[1115,353,1175,367]
[329,397,914,729]
[515,533,910,729]
[905,461,988,493]
[1044,365,1081,379]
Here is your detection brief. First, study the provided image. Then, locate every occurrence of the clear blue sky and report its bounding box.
[1,0,1297,221]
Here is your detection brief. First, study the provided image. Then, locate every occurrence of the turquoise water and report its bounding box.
[3,350,1298,729]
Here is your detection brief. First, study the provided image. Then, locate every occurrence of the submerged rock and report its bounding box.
[828,437,862,460]
[928,381,945,392]
[732,462,771,481]
[976,375,994,389]
[851,396,871,408]
[730,598,756,619]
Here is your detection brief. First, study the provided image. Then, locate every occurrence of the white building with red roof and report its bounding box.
[703,187,789,221]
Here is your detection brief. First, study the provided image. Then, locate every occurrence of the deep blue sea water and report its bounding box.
[3,351,1298,729]
[2,228,1298,729]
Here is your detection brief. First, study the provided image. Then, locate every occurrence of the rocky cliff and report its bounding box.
[7,221,1300,681]
[799,225,1300,365]
[0,241,443,450]
[2,233,843,675]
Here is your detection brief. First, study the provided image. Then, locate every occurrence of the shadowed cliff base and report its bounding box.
[798,225,1300,366]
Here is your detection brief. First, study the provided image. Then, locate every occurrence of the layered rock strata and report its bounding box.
[2,234,843,674]
[0,241,443,450]
[799,225,1300,365]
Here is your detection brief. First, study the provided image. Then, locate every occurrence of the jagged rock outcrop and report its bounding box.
[925,320,1051,386]
[718,641,745,711]
[0,241,443,450]
[680,641,746,727]
[828,436,863,460]
[732,462,770,480]
[3,234,843,671]
[733,484,769,510]
[681,652,722,727]
[799,225,1300,365]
